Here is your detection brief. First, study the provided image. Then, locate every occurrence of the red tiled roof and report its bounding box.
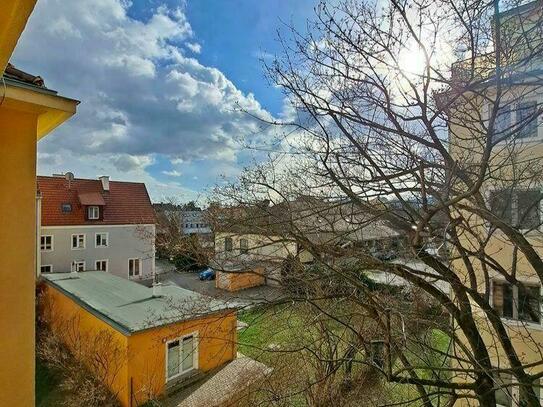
[38,176,156,226]
[78,192,106,206]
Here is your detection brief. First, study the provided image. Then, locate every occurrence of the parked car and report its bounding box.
[199,267,215,281]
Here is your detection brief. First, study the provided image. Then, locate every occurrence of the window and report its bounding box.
[87,206,100,220]
[128,258,141,278]
[519,381,541,406]
[61,203,72,213]
[517,190,541,230]
[71,234,85,250]
[166,333,197,380]
[71,260,85,272]
[492,280,541,324]
[494,104,512,140]
[495,372,513,407]
[516,101,538,139]
[40,265,53,274]
[40,235,53,251]
[95,260,108,272]
[489,189,541,230]
[240,238,248,254]
[95,232,108,247]
[224,237,233,252]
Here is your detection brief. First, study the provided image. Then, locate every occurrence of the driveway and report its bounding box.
[152,259,285,309]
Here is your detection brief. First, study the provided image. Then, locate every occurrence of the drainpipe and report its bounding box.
[36,191,42,278]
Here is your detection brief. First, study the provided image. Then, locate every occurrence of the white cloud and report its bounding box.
[15,0,277,200]
[186,42,202,54]
[162,170,182,177]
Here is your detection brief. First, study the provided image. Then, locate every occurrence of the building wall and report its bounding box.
[127,312,237,405]
[41,283,131,405]
[41,282,237,407]
[40,224,155,280]
[181,210,211,235]
[216,268,265,292]
[215,232,297,261]
[0,107,38,407]
[449,65,543,405]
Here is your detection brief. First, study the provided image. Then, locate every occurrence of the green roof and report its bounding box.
[43,272,233,335]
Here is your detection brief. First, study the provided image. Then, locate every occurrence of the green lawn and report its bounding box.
[238,303,453,406]
[36,359,66,406]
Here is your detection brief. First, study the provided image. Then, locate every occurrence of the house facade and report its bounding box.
[37,174,156,281]
[448,2,543,405]
[182,210,212,235]
[0,4,79,405]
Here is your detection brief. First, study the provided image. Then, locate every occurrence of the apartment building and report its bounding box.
[182,210,212,235]
[37,174,156,281]
[448,1,543,405]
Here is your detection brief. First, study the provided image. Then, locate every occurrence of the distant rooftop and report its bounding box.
[43,272,233,334]
[3,63,58,96]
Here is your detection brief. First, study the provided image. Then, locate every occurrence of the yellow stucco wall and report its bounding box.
[42,281,237,406]
[0,0,37,72]
[128,312,237,406]
[0,107,38,407]
[42,283,131,405]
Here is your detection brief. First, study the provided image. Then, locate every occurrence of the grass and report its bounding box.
[36,359,67,407]
[238,303,453,406]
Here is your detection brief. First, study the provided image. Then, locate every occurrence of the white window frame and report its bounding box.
[95,232,109,248]
[95,259,108,272]
[40,265,53,274]
[71,234,86,250]
[40,235,54,252]
[71,260,85,272]
[87,206,100,220]
[165,332,199,382]
[128,258,142,278]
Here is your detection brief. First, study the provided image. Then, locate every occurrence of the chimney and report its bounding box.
[152,282,163,298]
[99,175,110,191]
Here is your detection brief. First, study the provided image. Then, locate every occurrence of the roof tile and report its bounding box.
[38,176,156,226]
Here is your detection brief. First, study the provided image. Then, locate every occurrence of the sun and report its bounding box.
[398,46,429,76]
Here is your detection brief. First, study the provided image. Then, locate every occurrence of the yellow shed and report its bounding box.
[41,271,237,406]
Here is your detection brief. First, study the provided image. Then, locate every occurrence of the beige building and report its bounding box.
[449,1,543,405]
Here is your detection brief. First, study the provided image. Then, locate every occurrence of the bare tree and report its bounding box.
[214,0,543,406]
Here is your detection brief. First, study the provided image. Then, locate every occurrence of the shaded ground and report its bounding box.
[36,359,67,406]
[149,259,285,309]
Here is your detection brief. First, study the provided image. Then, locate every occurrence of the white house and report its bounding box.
[37,173,156,281]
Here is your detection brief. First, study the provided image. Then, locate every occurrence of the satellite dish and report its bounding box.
[65,172,74,181]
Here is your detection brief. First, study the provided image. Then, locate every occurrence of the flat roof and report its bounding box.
[43,272,233,335]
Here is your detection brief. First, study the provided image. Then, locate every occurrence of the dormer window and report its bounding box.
[87,206,100,220]
[61,203,72,213]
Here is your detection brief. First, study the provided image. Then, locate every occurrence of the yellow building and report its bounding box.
[448,1,543,405]
[0,2,78,405]
[40,271,237,406]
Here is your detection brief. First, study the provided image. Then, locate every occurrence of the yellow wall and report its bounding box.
[215,232,297,261]
[0,107,38,407]
[128,312,237,406]
[0,0,37,72]
[42,284,131,405]
[42,282,237,406]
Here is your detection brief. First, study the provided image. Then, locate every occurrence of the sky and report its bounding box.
[13,0,318,203]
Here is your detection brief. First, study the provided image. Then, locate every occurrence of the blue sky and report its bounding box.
[12,0,318,203]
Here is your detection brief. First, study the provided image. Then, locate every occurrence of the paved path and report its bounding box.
[168,354,272,407]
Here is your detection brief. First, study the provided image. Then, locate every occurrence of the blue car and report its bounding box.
[199,267,215,281]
